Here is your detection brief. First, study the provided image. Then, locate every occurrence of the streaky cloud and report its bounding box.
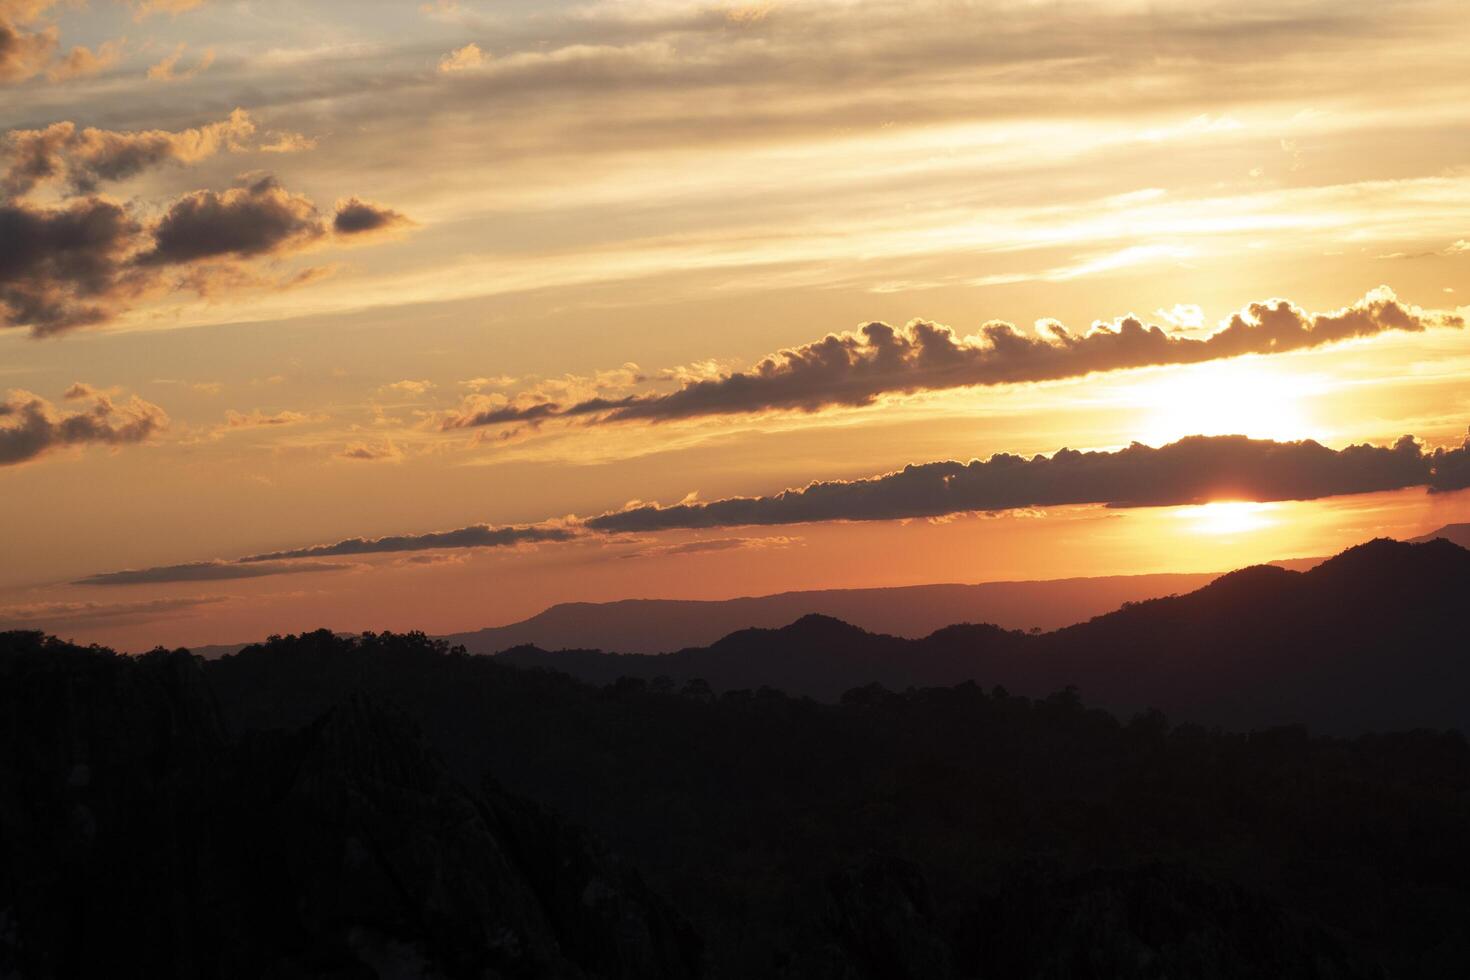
[74,560,353,586]
[239,523,578,561]
[0,596,226,629]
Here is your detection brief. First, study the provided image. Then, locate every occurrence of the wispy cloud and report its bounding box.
[0,595,227,629]
[146,43,214,82]
[619,535,800,559]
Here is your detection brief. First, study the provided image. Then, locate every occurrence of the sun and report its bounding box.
[1184,500,1278,536]
[1129,357,1327,446]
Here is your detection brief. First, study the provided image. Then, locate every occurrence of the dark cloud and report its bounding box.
[0,196,147,334]
[73,560,353,586]
[445,290,1463,430]
[240,523,578,561]
[333,197,410,236]
[137,175,324,265]
[0,114,400,335]
[2,110,255,198]
[447,400,564,428]
[1,166,401,335]
[1,386,167,466]
[337,441,402,461]
[589,431,1470,533]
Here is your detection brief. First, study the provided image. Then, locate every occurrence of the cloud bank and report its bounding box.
[75,429,1470,588]
[444,289,1462,431]
[588,431,1470,532]
[1,386,168,465]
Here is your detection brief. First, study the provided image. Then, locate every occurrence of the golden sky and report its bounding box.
[3,0,1469,648]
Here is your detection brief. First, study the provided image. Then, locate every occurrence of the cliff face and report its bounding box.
[0,632,700,979]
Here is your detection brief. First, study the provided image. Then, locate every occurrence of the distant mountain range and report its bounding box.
[184,523,1468,661]
[501,537,1470,733]
[1412,522,1470,547]
[443,572,1231,655]
[443,526,1467,655]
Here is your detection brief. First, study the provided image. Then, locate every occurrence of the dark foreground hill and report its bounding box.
[3,537,1470,977]
[501,538,1470,732]
[33,627,1470,978]
[0,633,699,979]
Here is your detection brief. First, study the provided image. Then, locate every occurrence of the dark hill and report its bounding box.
[10,610,1470,976]
[502,538,1470,732]
[189,630,1470,975]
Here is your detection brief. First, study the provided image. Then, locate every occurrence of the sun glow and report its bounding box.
[1130,358,1327,446]
[1185,500,1279,536]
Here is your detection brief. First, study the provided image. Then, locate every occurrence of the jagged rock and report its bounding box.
[261,695,568,977]
[975,863,1380,980]
[819,855,955,980]
[480,782,701,980]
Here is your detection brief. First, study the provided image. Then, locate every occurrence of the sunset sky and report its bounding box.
[3,0,1469,649]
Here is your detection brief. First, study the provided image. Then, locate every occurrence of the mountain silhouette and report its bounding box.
[443,572,1227,654]
[177,573,1226,661]
[1411,522,1470,548]
[501,538,1470,732]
